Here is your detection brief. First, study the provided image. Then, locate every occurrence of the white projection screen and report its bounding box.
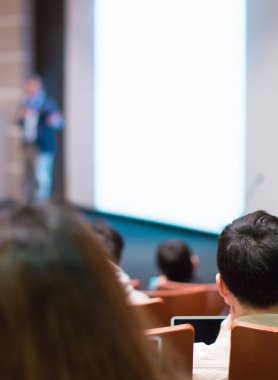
[92,0,246,234]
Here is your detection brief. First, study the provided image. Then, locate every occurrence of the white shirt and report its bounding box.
[193,313,278,380]
[193,326,230,380]
[111,262,149,303]
[23,110,39,143]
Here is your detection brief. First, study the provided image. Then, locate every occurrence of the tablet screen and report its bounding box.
[171,316,225,344]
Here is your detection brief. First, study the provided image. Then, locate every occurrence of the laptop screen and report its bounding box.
[171,316,225,344]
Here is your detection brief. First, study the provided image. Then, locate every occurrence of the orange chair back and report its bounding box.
[145,287,208,324]
[131,297,166,328]
[157,280,204,291]
[145,323,194,380]
[204,284,228,315]
[146,283,227,319]
[229,321,278,380]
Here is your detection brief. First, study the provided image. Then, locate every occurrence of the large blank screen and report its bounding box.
[94,0,246,234]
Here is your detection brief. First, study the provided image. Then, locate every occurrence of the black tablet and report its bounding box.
[171,316,225,344]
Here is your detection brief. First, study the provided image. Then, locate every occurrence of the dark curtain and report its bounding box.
[32,0,65,200]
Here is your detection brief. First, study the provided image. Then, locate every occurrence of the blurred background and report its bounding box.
[1,0,278,286]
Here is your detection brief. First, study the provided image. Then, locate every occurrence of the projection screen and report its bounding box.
[92,0,246,233]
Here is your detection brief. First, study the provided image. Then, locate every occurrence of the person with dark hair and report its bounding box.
[0,204,180,380]
[193,210,278,380]
[149,239,199,289]
[91,219,148,302]
[16,75,63,201]
[91,220,124,264]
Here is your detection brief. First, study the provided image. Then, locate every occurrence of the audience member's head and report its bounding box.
[156,239,197,282]
[0,204,165,380]
[217,210,278,313]
[91,220,124,264]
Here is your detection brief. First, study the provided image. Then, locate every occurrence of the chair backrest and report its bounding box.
[145,287,209,324]
[131,297,166,328]
[146,284,227,321]
[157,280,204,291]
[204,283,228,315]
[229,321,278,380]
[145,323,194,380]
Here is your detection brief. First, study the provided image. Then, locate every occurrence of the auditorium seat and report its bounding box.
[144,287,208,324]
[130,297,166,328]
[157,281,227,313]
[144,285,227,323]
[203,283,228,315]
[145,323,194,380]
[156,280,204,290]
[229,321,278,380]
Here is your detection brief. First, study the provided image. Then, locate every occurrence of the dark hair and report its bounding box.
[157,239,193,282]
[91,220,124,264]
[217,210,278,308]
[0,204,163,380]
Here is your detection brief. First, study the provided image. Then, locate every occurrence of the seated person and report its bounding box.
[0,203,168,380]
[193,210,278,380]
[91,219,148,302]
[149,239,199,289]
[90,220,124,264]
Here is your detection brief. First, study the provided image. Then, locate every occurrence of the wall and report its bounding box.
[0,0,32,199]
[246,0,278,215]
[64,0,95,206]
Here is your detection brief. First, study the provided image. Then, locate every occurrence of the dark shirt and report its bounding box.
[17,97,63,154]
[36,98,61,154]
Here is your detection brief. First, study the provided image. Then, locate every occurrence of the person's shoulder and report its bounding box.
[111,263,149,303]
[236,313,278,327]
